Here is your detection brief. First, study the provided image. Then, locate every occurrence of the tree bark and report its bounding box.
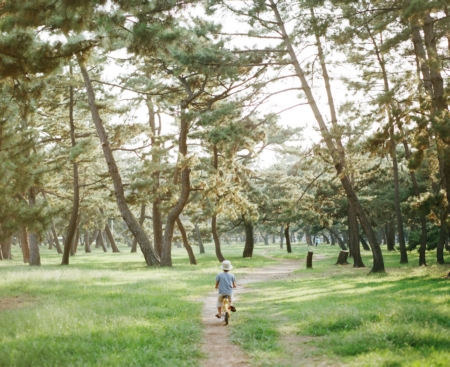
[147,99,164,258]
[20,227,30,263]
[306,250,313,269]
[28,187,41,266]
[176,218,197,265]
[243,217,254,258]
[160,107,191,266]
[284,224,292,253]
[195,222,205,254]
[0,236,12,260]
[62,79,79,265]
[99,208,120,253]
[329,228,347,250]
[360,235,371,251]
[212,214,225,262]
[131,204,146,253]
[51,221,63,254]
[97,231,107,252]
[84,231,91,253]
[336,251,350,265]
[76,53,159,266]
[279,225,284,248]
[386,220,396,252]
[305,225,313,246]
[349,204,365,268]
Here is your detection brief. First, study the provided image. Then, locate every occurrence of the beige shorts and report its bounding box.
[217,294,233,307]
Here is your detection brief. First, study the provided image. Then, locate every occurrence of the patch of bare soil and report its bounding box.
[0,295,35,311]
[200,256,338,367]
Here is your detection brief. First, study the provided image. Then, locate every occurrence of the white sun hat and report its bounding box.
[220,260,233,270]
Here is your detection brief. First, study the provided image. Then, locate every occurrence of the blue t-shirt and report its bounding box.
[216,272,236,295]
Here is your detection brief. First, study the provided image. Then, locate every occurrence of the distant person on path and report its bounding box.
[215,260,236,318]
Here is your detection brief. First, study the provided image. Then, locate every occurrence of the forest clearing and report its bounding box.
[2,1,450,366]
[1,242,449,367]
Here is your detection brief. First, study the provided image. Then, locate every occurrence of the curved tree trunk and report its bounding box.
[176,218,197,265]
[284,224,292,253]
[62,69,79,266]
[51,221,63,254]
[76,53,159,266]
[97,231,107,252]
[329,228,347,250]
[160,107,191,266]
[269,2,384,272]
[105,222,120,253]
[212,214,225,262]
[360,235,371,251]
[243,217,254,258]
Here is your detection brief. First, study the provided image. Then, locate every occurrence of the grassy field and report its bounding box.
[230,244,450,367]
[1,241,449,366]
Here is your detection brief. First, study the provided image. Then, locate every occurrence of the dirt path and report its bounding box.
[200,258,301,367]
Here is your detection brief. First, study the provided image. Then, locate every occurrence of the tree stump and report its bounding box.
[335,250,349,265]
[306,249,313,269]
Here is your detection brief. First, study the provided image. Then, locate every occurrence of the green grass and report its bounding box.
[230,244,450,367]
[1,241,449,366]
[0,242,273,367]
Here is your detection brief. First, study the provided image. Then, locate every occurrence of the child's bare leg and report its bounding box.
[217,307,222,314]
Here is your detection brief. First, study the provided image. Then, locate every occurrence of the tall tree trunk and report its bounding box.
[349,205,365,268]
[147,99,164,258]
[437,210,447,264]
[366,24,408,264]
[97,231,107,252]
[323,232,330,244]
[160,107,191,266]
[195,222,205,254]
[99,208,120,253]
[105,222,119,253]
[176,218,197,265]
[329,228,347,250]
[260,230,269,246]
[386,220,396,251]
[131,204,146,253]
[75,53,159,266]
[243,217,254,258]
[20,227,30,263]
[84,231,91,253]
[51,221,63,254]
[269,1,384,272]
[305,225,313,246]
[212,214,225,262]
[360,235,371,251]
[279,225,284,248]
[28,187,41,266]
[330,232,336,246]
[0,235,12,260]
[284,224,292,254]
[62,79,80,265]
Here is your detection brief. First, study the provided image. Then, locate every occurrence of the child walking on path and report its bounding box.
[215,260,236,318]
